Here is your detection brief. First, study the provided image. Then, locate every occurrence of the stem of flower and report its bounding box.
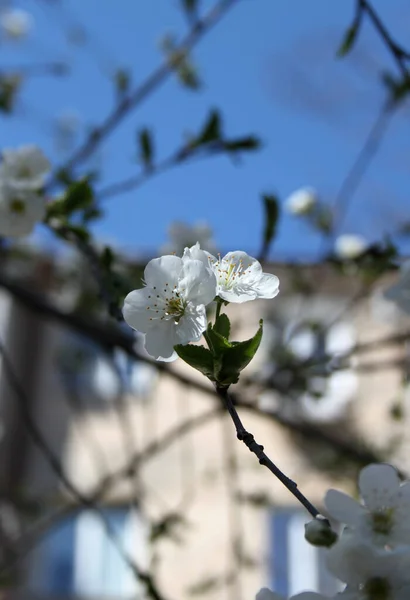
[216,385,321,518]
[215,298,222,322]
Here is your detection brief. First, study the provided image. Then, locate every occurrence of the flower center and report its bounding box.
[165,295,185,322]
[363,577,390,600]
[371,508,394,535]
[9,198,26,214]
[18,165,33,179]
[213,255,249,290]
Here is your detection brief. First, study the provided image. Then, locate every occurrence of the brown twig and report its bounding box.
[216,386,321,518]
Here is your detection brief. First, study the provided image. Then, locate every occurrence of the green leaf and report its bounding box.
[83,206,103,222]
[100,246,115,270]
[63,224,90,242]
[181,0,198,14]
[214,313,230,339]
[204,323,232,356]
[0,75,21,114]
[216,320,263,386]
[176,61,201,90]
[62,179,94,214]
[337,22,360,57]
[262,194,279,246]
[114,68,131,95]
[197,110,221,145]
[174,344,215,379]
[138,128,154,168]
[223,136,261,153]
[381,71,410,104]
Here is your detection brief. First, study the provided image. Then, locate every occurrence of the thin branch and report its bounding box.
[98,143,231,202]
[359,0,410,79]
[216,386,321,518]
[48,0,239,182]
[0,335,168,600]
[0,405,223,576]
[0,272,391,467]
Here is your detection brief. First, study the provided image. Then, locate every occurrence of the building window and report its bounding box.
[269,509,341,596]
[27,508,147,598]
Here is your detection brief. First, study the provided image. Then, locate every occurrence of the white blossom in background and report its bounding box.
[0,8,32,40]
[334,234,368,260]
[384,261,410,316]
[0,145,51,190]
[326,534,410,599]
[285,187,317,216]
[184,243,279,303]
[123,254,217,361]
[0,184,46,237]
[160,221,217,256]
[325,464,410,547]
[256,588,330,600]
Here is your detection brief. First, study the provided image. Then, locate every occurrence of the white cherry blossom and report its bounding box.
[0,9,32,40]
[0,145,51,190]
[183,243,279,303]
[285,187,317,215]
[324,464,410,547]
[327,534,410,600]
[384,261,410,316]
[0,184,46,237]
[123,254,217,361]
[334,235,368,260]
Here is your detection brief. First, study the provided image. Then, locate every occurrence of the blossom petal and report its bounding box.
[144,255,182,289]
[123,288,155,334]
[324,490,364,527]
[179,259,217,306]
[176,304,207,345]
[326,536,376,586]
[144,321,178,361]
[183,243,215,267]
[253,273,280,299]
[359,464,400,510]
[218,287,256,303]
[223,251,262,279]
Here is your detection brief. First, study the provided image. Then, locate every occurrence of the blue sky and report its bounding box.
[2,0,410,260]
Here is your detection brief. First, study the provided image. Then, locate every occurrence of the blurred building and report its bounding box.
[0,256,408,600]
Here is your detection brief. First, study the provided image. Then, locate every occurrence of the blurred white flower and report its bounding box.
[326,534,410,599]
[123,254,217,361]
[0,145,50,190]
[285,187,317,215]
[183,243,279,303]
[384,261,410,316]
[0,184,45,237]
[161,221,217,256]
[0,9,32,40]
[325,464,410,547]
[334,234,368,260]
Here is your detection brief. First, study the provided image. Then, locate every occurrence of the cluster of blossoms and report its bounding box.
[256,463,410,600]
[0,145,51,237]
[123,243,280,361]
[285,187,368,260]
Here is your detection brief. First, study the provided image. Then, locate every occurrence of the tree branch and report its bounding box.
[48,0,239,183]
